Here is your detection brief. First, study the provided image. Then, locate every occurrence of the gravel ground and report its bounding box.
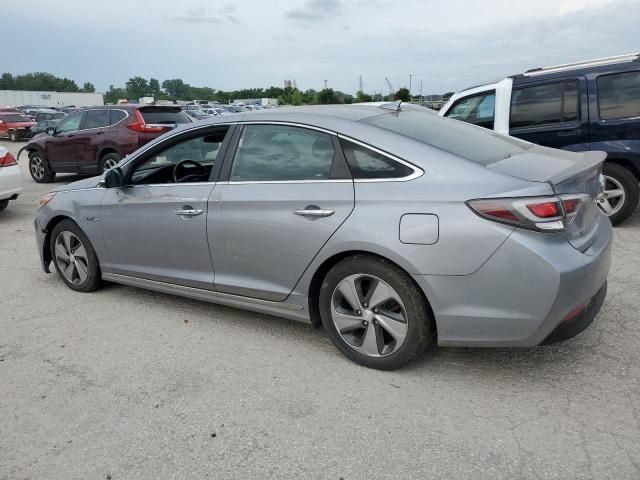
[1,139,639,480]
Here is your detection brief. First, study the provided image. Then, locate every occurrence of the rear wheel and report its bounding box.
[319,255,434,370]
[50,220,102,292]
[8,130,17,142]
[100,152,121,173]
[28,151,55,183]
[601,163,639,226]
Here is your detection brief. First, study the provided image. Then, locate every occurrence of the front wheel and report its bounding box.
[319,255,434,370]
[100,152,121,173]
[8,130,17,142]
[601,163,639,226]
[50,220,102,292]
[28,151,55,183]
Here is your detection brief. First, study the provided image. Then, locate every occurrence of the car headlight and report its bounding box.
[37,193,56,210]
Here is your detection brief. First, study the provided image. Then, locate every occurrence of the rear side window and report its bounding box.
[84,109,110,129]
[230,125,335,181]
[509,81,579,129]
[340,139,413,179]
[597,71,640,119]
[138,108,191,125]
[110,109,127,125]
[445,91,495,129]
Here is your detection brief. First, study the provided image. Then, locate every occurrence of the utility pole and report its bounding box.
[324,79,328,89]
[409,74,412,94]
[420,80,423,102]
[359,74,363,93]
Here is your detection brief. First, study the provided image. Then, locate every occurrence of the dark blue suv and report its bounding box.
[440,53,640,225]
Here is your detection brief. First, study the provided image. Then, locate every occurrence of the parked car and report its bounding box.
[0,145,22,211]
[34,104,611,369]
[0,106,21,114]
[439,53,640,225]
[0,112,35,141]
[185,110,209,121]
[59,106,81,114]
[33,109,66,122]
[31,119,60,136]
[21,105,192,183]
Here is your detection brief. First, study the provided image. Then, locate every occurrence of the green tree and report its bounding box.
[394,87,411,102]
[162,78,189,99]
[0,73,15,89]
[149,78,161,98]
[317,88,339,104]
[356,90,372,103]
[81,82,95,93]
[125,76,150,100]
[104,84,127,104]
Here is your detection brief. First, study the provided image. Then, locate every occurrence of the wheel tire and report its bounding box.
[100,152,121,173]
[28,151,55,183]
[50,220,102,293]
[8,130,17,142]
[319,254,434,370]
[602,163,639,226]
[0,199,8,211]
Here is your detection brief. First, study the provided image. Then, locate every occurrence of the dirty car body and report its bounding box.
[33,105,612,368]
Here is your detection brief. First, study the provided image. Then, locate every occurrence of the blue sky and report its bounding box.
[3,0,639,94]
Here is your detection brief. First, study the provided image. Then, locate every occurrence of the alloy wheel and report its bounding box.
[599,175,626,216]
[9,131,17,142]
[30,155,45,181]
[54,231,89,285]
[103,157,119,170]
[331,274,408,357]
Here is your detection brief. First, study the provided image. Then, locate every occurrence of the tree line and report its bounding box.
[1,71,418,105]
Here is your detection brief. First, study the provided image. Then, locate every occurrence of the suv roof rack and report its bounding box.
[523,53,640,76]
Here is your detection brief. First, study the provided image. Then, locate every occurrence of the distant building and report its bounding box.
[0,90,104,107]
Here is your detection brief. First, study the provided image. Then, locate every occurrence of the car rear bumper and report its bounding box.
[0,164,23,200]
[413,213,612,347]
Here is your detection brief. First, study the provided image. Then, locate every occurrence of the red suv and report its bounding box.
[0,112,36,142]
[22,105,192,183]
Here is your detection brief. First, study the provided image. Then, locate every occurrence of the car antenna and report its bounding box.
[380,100,401,111]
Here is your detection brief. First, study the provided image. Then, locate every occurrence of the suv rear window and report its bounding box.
[361,109,529,166]
[597,71,640,120]
[138,107,191,125]
[509,81,579,129]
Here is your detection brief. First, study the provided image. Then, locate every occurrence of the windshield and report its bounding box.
[4,114,32,123]
[361,109,531,166]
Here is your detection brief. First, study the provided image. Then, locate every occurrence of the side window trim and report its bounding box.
[509,79,581,131]
[337,135,424,182]
[222,122,349,184]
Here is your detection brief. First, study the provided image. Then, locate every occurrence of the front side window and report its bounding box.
[84,109,110,129]
[131,128,228,185]
[340,139,413,179]
[509,81,579,129]
[445,91,495,129]
[55,111,84,134]
[230,125,336,181]
[597,71,640,120]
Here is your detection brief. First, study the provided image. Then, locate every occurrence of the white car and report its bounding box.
[0,145,22,211]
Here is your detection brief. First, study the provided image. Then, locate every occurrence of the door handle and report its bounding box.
[175,208,204,217]
[294,207,335,218]
[96,131,105,135]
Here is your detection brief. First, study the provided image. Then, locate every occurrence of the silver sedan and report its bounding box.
[34,104,612,369]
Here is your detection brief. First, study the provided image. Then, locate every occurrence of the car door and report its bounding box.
[209,123,355,302]
[76,109,110,174]
[508,77,590,151]
[46,110,86,172]
[100,125,233,289]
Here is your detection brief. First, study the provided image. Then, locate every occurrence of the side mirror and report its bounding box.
[46,127,55,136]
[104,167,124,188]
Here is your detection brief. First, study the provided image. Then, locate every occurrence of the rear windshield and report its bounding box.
[138,108,191,125]
[361,109,531,165]
[3,114,32,123]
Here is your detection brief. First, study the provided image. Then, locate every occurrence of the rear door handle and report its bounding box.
[294,207,335,218]
[175,208,204,217]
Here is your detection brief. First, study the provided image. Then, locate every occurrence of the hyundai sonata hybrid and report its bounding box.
[34,104,612,369]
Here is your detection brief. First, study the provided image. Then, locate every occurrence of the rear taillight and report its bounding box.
[467,194,591,232]
[127,110,171,133]
[0,151,17,167]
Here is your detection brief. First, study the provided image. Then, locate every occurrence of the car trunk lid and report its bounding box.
[486,146,606,251]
